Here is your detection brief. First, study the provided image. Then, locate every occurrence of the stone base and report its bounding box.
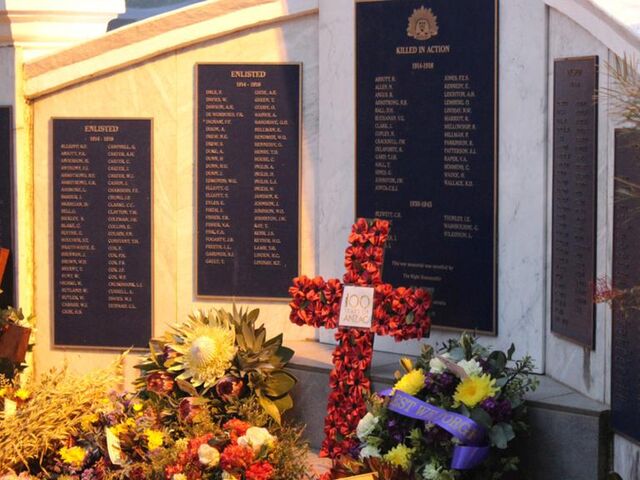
[285,341,611,480]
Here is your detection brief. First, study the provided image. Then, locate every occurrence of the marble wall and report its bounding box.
[545,9,612,403]
[31,12,319,377]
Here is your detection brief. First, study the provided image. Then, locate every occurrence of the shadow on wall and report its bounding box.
[108,0,205,30]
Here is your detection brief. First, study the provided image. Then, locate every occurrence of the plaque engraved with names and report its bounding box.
[356,0,498,333]
[0,107,14,308]
[196,64,301,299]
[612,128,640,443]
[53,119,152,348]
[551,56,598,348]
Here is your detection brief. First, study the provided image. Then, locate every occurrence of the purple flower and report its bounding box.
[386,417,412,443]
[424,372,457,396]
[480,397,513,423]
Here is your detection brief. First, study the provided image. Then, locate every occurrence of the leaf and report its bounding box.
[274,346,295,364]
[488,351,507,373]
[263,370,297,397]
[256,327,266,347]
[264,333,284,349]
[247,308,260,324]
[272,393,294,413]
[507,343,516,360]
[148,342,160,365]
[470,406,493,430]
[405,311,414,325]
[490,423,515,449]
[176,378,198,396]
[242,320,256,350]
[258,394,281,424]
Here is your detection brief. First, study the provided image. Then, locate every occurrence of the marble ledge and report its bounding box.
[288,340,610,416]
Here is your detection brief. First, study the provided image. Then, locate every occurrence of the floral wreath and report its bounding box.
[289,218,432,457]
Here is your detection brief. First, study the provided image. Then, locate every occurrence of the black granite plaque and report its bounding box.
[0,108,13,309]
[612,128,640,443]
[196,64,300,299]
[0,107,16,308]
[356,0,498,333]
[550,56,598,348]
[53,119,152,348]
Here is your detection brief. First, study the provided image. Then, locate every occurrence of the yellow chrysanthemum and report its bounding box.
[393,369,426,396]
[383,444,414,472]
[145,429,164,451]
[14,388,30,400]
[0,387,7,398]
[59,446,86,467]
[169,310,237,388]
[110,418,136,436]
[453,374,498,408]
[80,413,100,430]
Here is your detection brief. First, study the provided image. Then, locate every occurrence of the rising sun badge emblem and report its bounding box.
[407,6,439,41]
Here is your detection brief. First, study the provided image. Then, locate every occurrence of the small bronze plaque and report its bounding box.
[0,323,30,364]
[550,56,598,348]
[612,128,640,443]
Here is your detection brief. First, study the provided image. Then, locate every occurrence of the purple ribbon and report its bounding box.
[379,389,490,469]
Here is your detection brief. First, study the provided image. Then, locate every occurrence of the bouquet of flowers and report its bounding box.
[327,334,537,480]
[136,307,297,424]
[0,307,312,480]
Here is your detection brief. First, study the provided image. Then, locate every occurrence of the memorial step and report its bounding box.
[286,341,611,480]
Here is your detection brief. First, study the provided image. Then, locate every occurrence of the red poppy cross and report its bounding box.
[288,218,432,458]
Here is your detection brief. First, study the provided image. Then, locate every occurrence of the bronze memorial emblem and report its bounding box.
[407,6,439,41]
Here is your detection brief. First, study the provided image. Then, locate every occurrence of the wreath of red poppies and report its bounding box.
[289,218,432,457]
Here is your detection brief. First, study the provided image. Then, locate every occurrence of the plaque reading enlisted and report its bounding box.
[0,107,14,309]
[196,64,301,299]
[551,56,598,348]
[356,0,498,333]
[53,119,152,348]
[612,129,640,443]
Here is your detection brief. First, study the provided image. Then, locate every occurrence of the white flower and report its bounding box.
[359,445,381,460]
[423,461,455,480]
[429,353,450,374]
[237,426,275,453]
[457,359,483,377]
[356,412,379,440]
[198,443,220,466]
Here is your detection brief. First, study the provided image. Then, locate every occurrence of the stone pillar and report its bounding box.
[0,0,125,60]
[0,0,124,376]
